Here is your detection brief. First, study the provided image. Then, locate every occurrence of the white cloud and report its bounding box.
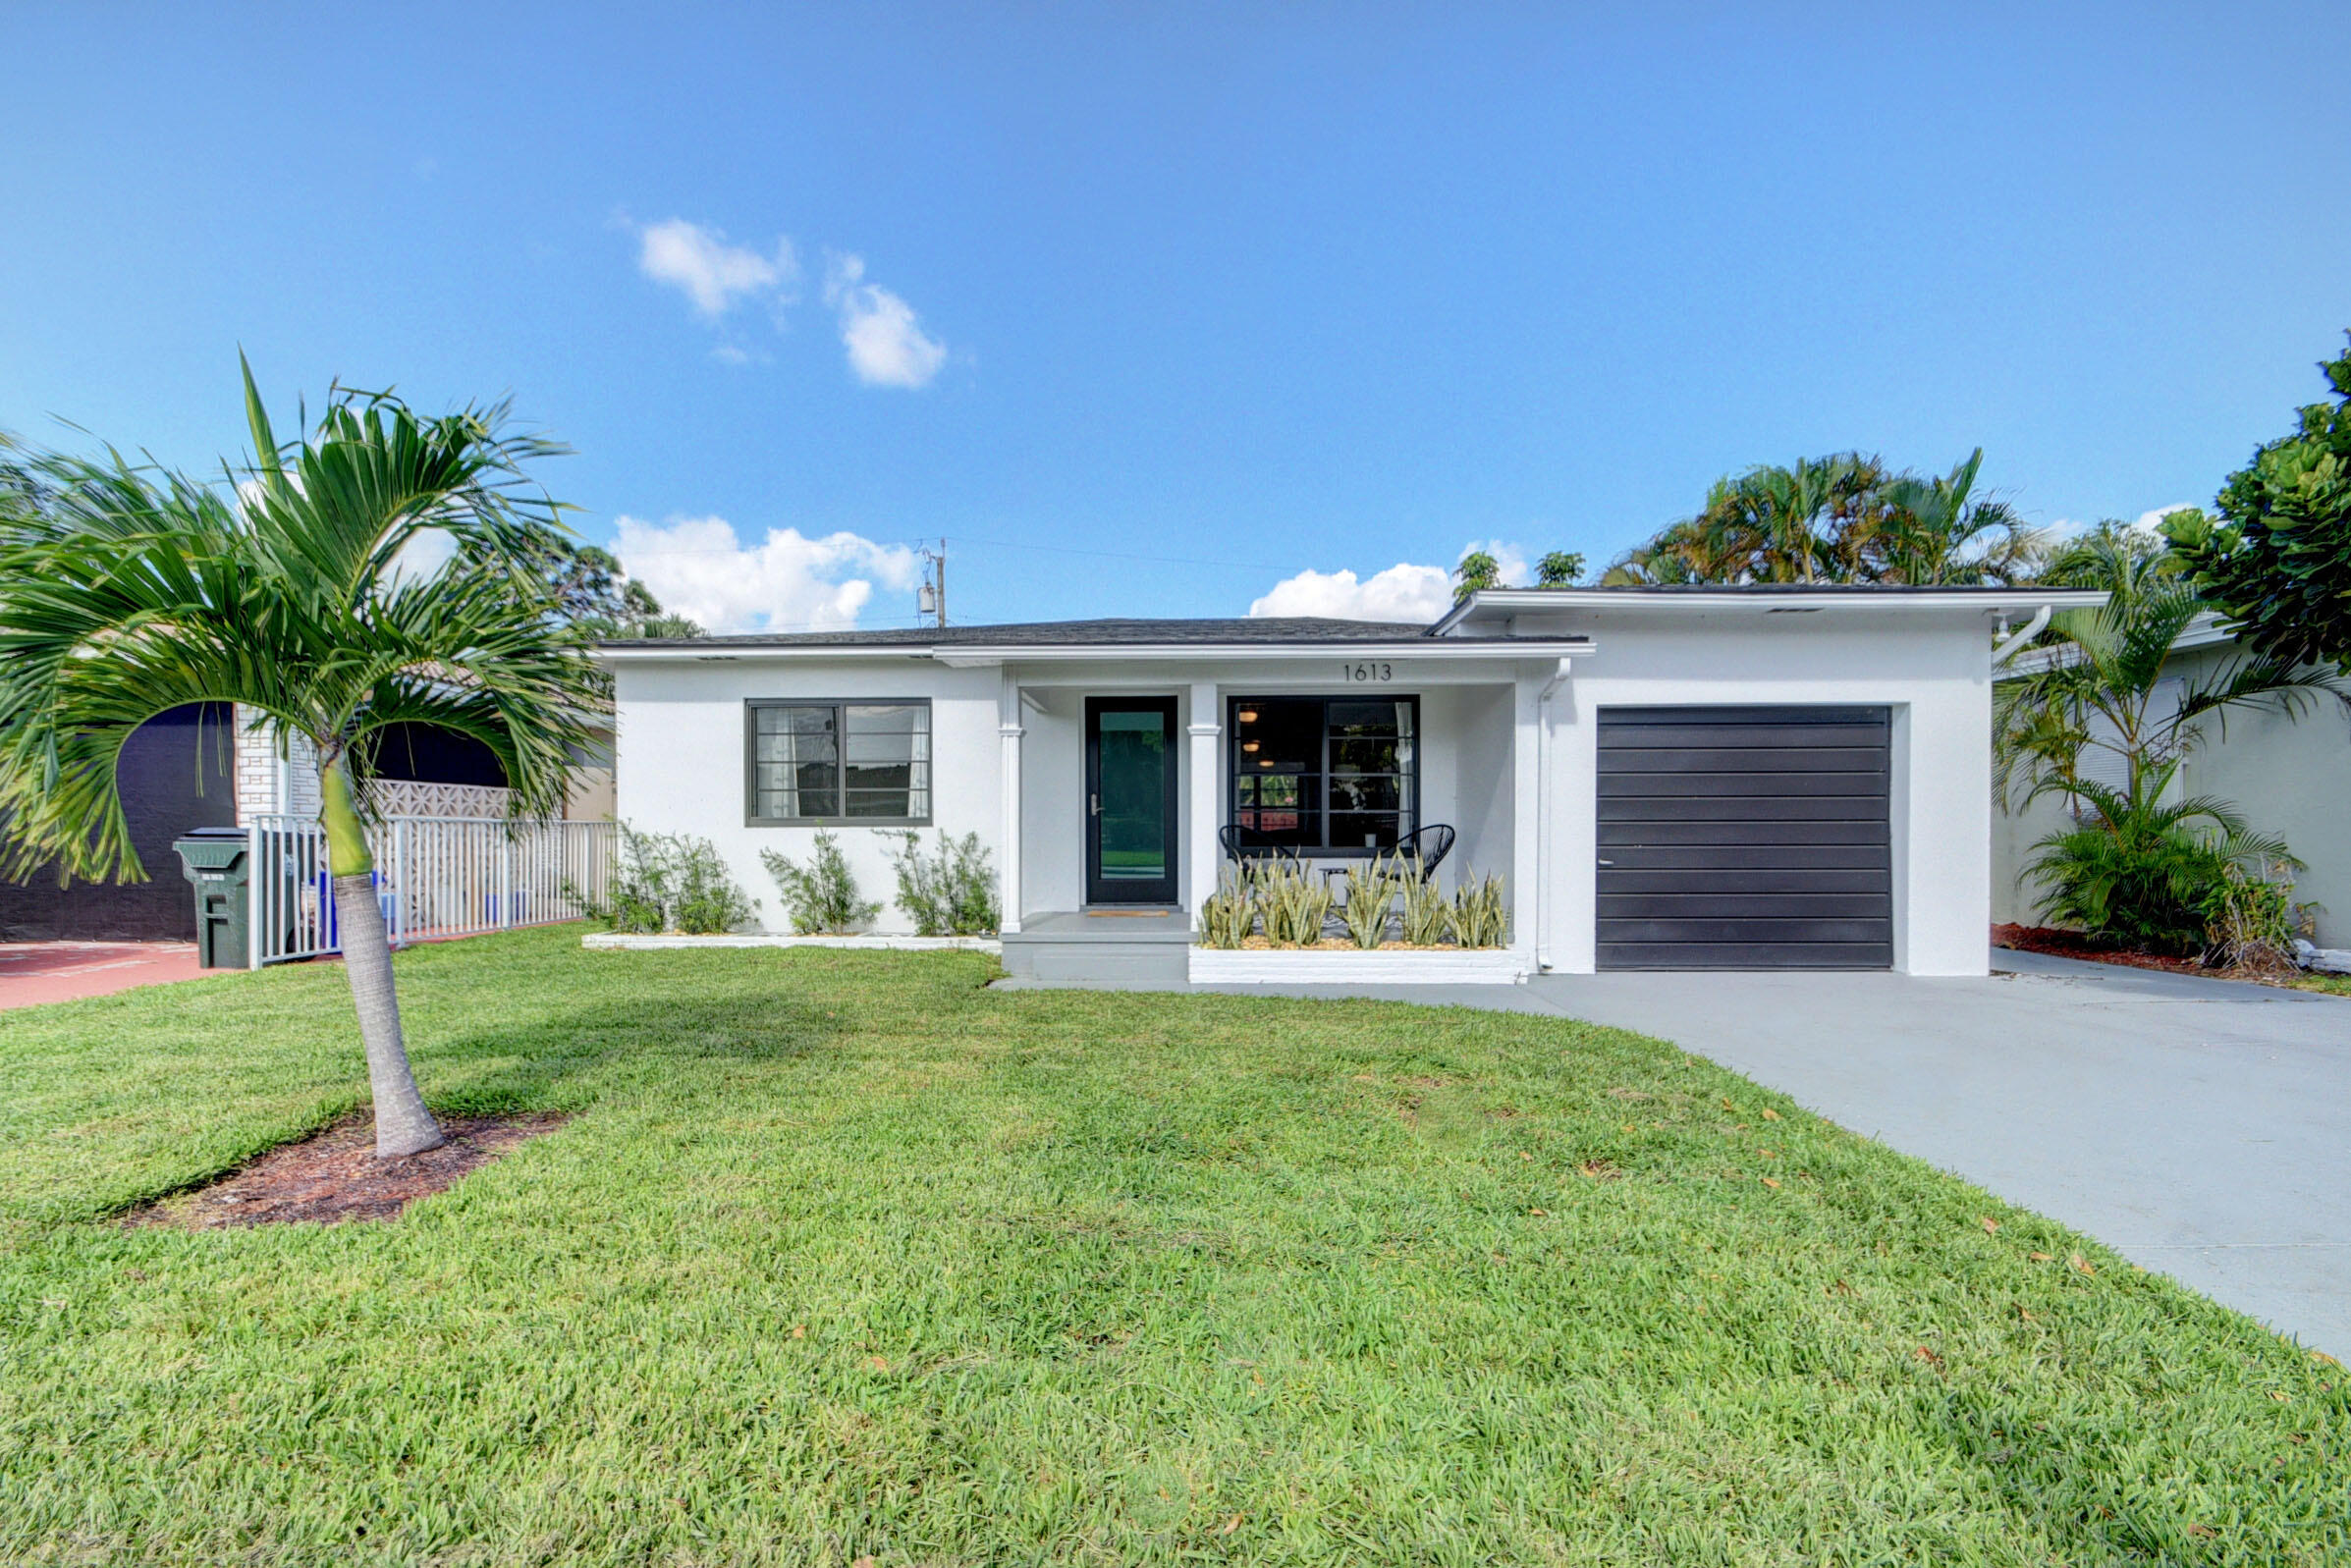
[613,514,920,634]
[1248,563,1455,623]
[637,219,796,320]
[824,253,947,389]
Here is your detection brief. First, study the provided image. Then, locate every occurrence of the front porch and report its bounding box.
[968,647,1580,986]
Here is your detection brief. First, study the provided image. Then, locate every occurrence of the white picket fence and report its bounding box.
[248,815,617,966]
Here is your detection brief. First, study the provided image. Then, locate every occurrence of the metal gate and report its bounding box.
[248,815,616,966]
[1596,706,1891,970]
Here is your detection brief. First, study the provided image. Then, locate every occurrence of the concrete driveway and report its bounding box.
[1203,952,2351,1354]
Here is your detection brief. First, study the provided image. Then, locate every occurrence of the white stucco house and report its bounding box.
[603,585,2101,987]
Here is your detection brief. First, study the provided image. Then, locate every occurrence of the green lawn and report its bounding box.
[0,926,2340,1565]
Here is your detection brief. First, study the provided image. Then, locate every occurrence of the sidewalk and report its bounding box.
[0,942,221,1009]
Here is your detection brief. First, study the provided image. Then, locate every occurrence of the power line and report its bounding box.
[610,531,1290,573]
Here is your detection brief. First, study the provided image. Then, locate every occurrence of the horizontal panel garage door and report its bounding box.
[1597,706,1891,970]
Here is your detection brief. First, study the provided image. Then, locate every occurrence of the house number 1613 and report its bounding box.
[1341,661,1394,682]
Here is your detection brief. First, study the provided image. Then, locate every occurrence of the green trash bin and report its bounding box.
[174,826,252,970]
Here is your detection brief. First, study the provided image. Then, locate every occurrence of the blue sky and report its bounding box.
[2,3,2346,631]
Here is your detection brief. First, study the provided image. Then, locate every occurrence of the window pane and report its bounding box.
[1330,737,1400,775]
[1234,773,1319,844]
[833,703,930,819]
[1329,701,1403,735]
[847,703,928,733]
[1329,775,1401,812]
[752,705,841,817]
[1230,698,1320,772]
[1331,812,1403,849]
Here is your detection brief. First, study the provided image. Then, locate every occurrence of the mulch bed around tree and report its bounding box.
[1992,923,2213,976]
[1991,923,2304,985]
[125,1112,567,1229]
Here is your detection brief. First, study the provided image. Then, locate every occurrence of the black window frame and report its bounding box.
[744,698,934,827]
[1226,693,1421,856]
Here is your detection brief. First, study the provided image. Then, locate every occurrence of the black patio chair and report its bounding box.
[1218,824,1299,865]
[1393,823,1456,880]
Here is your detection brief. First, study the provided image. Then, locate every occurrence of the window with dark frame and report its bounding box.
[747,700,931,824]
[1228,695,1418,853]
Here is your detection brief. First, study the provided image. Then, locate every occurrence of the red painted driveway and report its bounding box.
[0,942,222,1009]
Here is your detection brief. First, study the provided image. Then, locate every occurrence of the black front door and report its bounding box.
[1084,697,1178,905]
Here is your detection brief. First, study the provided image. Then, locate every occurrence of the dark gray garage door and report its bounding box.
[1596,705,1891,970]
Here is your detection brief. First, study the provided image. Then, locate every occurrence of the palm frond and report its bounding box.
[0,362,603,884]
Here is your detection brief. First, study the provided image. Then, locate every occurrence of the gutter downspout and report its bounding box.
[1992,604,2053,666]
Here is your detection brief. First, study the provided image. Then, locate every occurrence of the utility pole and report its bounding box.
[916,540,948,628]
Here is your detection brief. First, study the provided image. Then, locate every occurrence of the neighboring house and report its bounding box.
[0,703,238,942]
[606,585,2097,985]
[1993,615,2351,946]
[230,707,617,825]
[0,705,614,944]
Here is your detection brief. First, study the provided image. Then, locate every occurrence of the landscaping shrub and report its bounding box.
[1339,860,1398,949]
[1253,858,1332,946]
[760,831,881,934]
[1449,872,1508,947]
[592,825,757,935]
[880,830,1000,936]
[2198,857,2303,971]
[1196,866,1255,947]
[1397,858,1453,946]
[2023,766,2301,958]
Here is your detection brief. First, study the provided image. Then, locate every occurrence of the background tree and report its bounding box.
[0,361,605,1158]
[1534,550,1584,586]
[1603,450,2035,586]
[468,535,703,639]
[1868,449,2041,585]
[1452,548,1502,601]
[2164,334,2351,672]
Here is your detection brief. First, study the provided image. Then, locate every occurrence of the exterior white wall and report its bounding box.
[1514,612,1994,976]
[614,657,1004,935]
[1016,689,1086,918]
[1445,683,1517,894]
[1993,642,2351,946]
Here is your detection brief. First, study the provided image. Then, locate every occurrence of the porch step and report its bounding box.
[1000,909,1192,989]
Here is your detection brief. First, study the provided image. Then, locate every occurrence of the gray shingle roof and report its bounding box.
[598,616,1437,650]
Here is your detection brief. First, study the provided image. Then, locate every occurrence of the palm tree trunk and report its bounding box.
[320,760,446,1159]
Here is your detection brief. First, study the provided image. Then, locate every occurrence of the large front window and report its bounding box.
[1228,695,1417,853]
[746,700,931,824]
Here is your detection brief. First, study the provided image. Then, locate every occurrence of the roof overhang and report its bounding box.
[929,638,1593,668]
[599,636,1596,666]
[1431,587,2111,635]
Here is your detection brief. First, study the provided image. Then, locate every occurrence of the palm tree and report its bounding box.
[1994,521,2343,951]
[0,360,603,1158]
[1607,453,1887,584]
[1604,451,2039,588]
[1991,522,2340,810]
[1867,449,2040,585]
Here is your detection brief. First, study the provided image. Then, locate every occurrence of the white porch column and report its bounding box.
[1511,670,1544,971]
[998,672,1024,934]
[1186,679,1221,922]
